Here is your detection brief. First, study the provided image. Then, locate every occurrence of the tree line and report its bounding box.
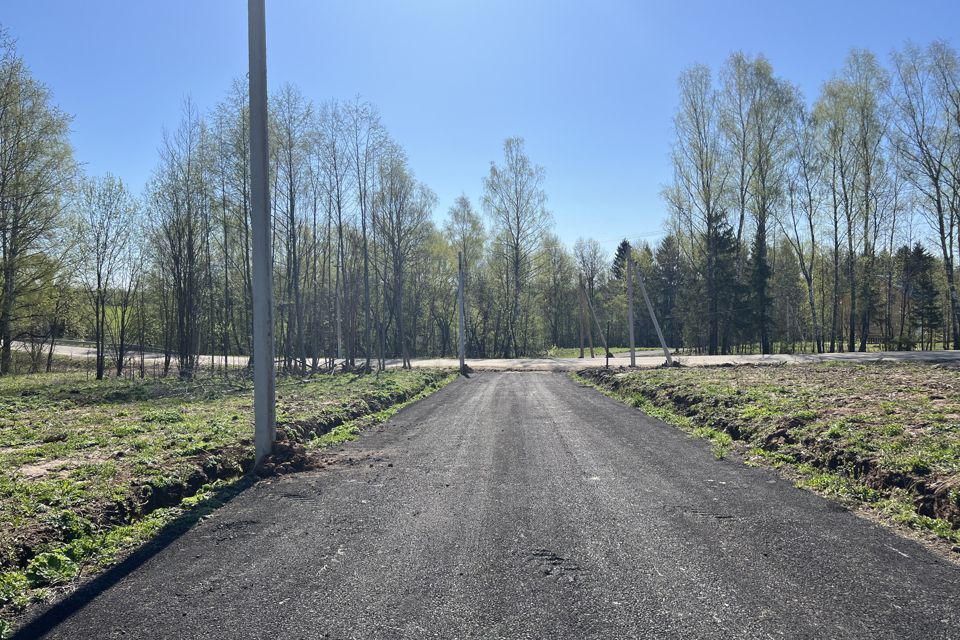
[3,26,959,379]
[0,27,581,378]
[659,41,960,354]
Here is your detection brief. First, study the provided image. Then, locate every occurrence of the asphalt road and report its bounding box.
[26,372,960,639]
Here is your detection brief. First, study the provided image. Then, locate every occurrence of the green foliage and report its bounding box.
[142,409,184,424]
[693,426,733,459]
[25,552,79,587]
[825,422,845,439]
[0,574,28,607]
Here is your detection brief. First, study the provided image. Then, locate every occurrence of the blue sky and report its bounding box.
[4,0,959,252]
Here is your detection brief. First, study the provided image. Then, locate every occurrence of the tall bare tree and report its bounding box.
[482,137,551,357]
[108,238,143,376]
[745,58,795,354]
[780,102,825,352]
[376,150,433,368]
[75,174,136,379]
[273,84,311,372]
[666,66,729,355]
[891,42,960,348]
[845,50,889,351]
[348,99,385,370]
[150,99,207,379]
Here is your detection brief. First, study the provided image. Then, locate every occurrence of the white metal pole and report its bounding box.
[627,255,636,367]
[248,0,276,465]
[458,253,466,375]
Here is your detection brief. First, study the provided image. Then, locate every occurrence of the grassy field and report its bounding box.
[578,362,960,550]
[0,368,454,635]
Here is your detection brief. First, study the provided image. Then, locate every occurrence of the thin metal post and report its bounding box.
[627,255,636,367]
[605,321,611,369]
[635,262,673,366]
[248,0,276,466]
[457,252,466,375]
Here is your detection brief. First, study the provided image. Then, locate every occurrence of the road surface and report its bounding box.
[22,372,960,639]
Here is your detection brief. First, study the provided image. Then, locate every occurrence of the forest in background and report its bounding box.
[3,25,960,378]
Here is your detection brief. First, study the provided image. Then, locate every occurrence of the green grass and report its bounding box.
[0,367,454,632]
[578,362,960,548]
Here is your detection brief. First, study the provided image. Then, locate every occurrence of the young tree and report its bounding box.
[150,99,208,379]
[573,237,606,303]
[651,234,683,348]
[611,238,632,280]
[75,174,137,379]
[443,194,484,355]
[108,239,143,376]
[908,243,942,349]
[538,233,575,349]
[374,148,433,368]
[0,32,74,374]
[780,102,825,352]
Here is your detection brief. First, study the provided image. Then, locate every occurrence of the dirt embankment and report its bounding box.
[579,364,960,545]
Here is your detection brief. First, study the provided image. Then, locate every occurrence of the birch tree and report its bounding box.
[482,137,550,357]
[75,174,136,379]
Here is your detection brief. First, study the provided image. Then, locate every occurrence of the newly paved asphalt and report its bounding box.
[26,372,960,639]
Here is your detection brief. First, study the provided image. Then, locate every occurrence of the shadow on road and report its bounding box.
[13,476,257,640]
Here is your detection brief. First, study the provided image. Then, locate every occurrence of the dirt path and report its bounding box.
[23,372,960,639]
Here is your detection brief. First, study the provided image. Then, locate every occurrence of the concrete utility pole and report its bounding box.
[248,0,276,466]
[579,274,595,357]
[578,273,586,358]
[457,252,466,375]
[626,255,636,367]
[634,262,673,367]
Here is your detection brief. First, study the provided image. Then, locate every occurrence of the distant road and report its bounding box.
[23,340,960,373]
[389,349,960,371]
[13,341,252,369]
[27,372,960,638]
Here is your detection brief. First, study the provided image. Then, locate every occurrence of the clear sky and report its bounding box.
[4,0,959,253]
